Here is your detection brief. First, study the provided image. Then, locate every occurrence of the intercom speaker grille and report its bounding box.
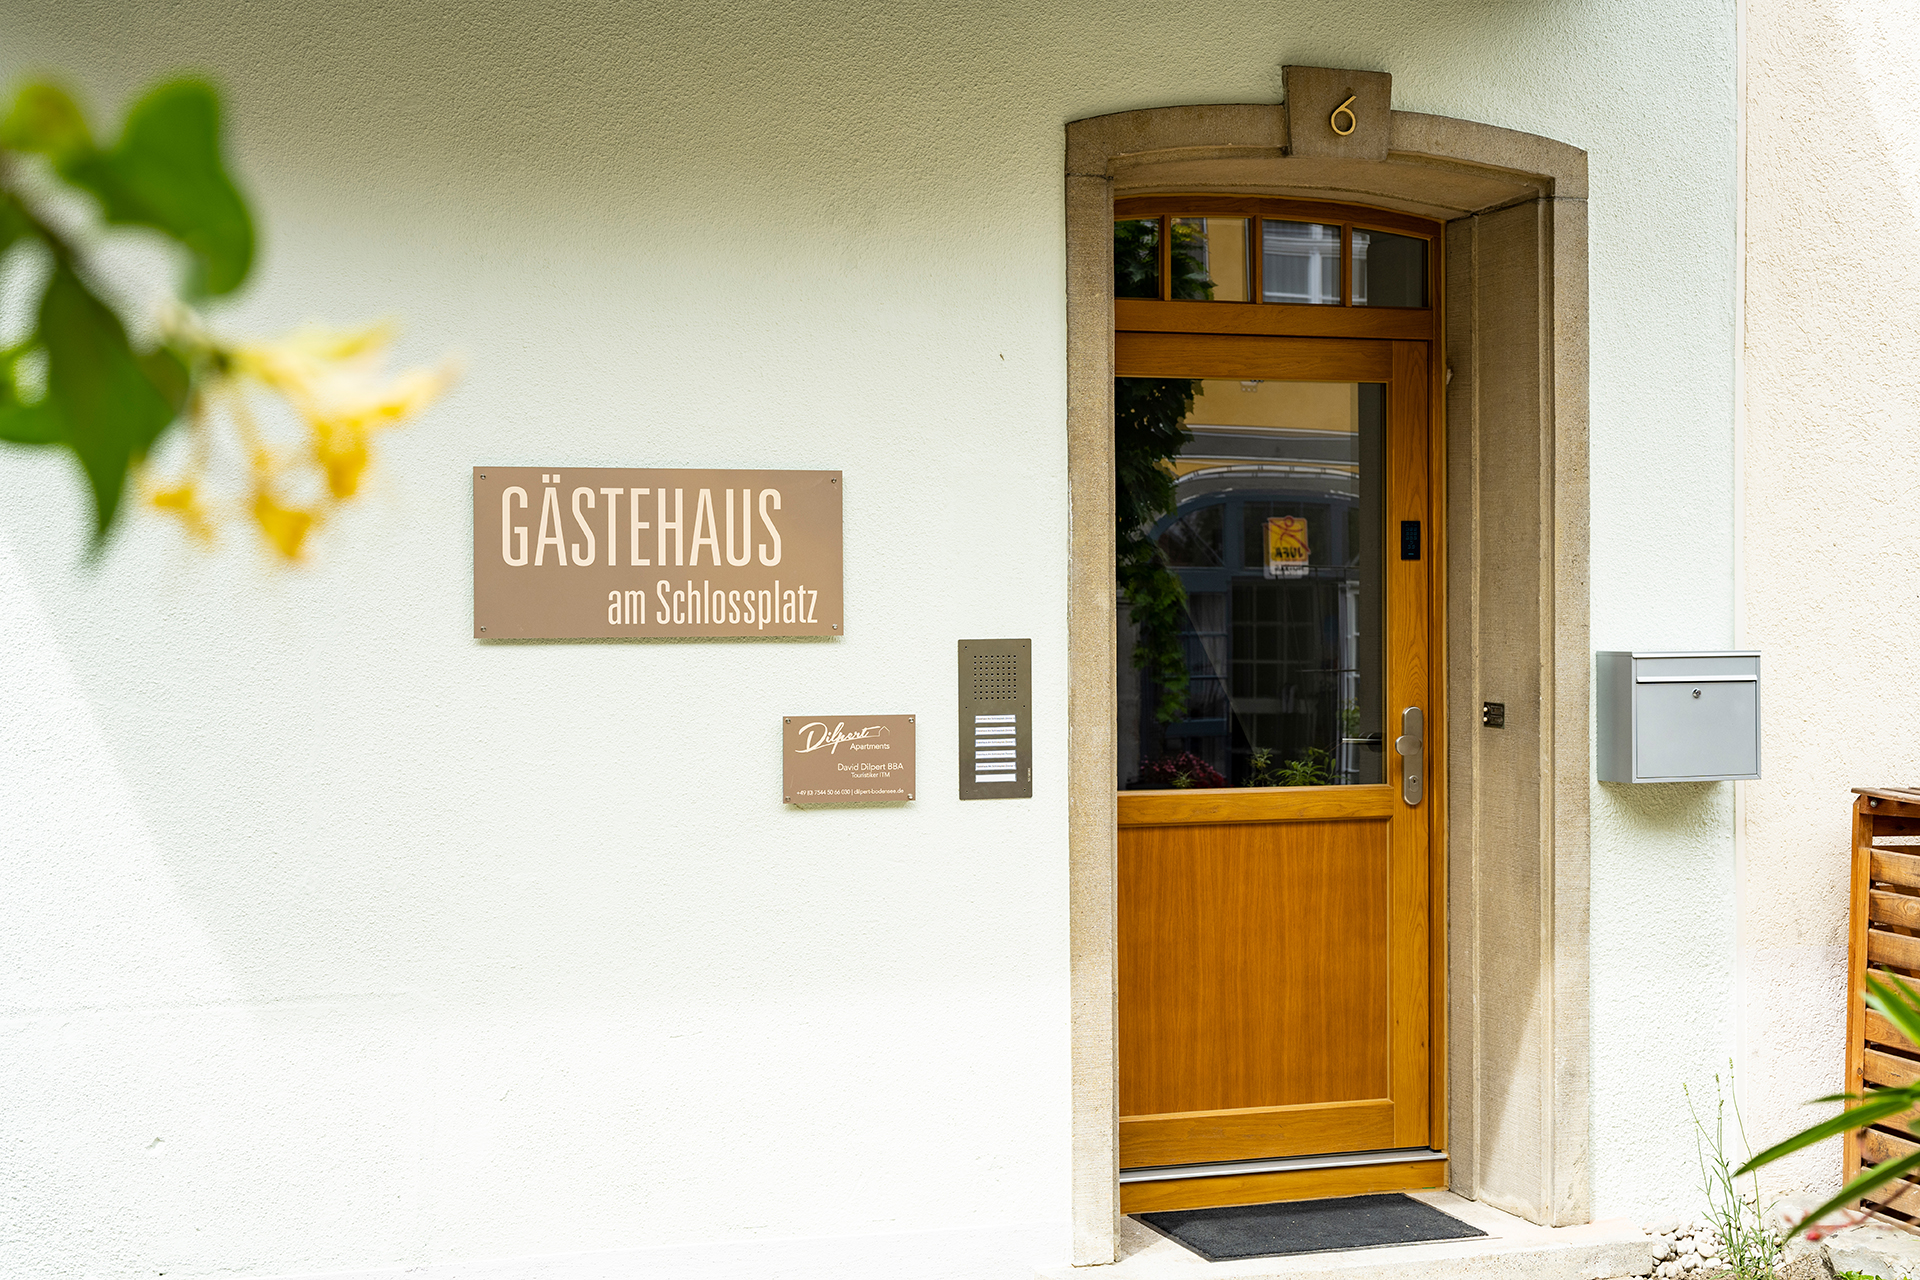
[971,654,1018,701]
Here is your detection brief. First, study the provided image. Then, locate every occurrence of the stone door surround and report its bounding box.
[1065,76,1592,1264]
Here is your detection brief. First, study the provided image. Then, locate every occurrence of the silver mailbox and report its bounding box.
[1597,651,1761,783]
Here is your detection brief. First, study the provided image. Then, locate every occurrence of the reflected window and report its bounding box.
[1352,229,1429,307]
[1115,377,1386,790]
[1261,221,1341,305]
[1119,208,1436,311]
[1158,503,1224,566]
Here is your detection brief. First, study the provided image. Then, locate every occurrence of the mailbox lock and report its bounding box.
[1692,688,1702,698]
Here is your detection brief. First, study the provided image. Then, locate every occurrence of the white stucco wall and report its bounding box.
[1737,0,1920,1204]
[0,2,1735,1275]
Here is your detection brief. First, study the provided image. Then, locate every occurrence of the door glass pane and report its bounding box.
[1114,219,1161,299]
[1260,220,1341,305]
[1170,218,1250,302]
[1352,228,1429,307]
[1117,377,1385,789]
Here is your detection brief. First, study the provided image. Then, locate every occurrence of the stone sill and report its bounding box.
[1037,1193,1658,1280]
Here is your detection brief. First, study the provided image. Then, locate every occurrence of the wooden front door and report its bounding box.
[1112,200,1442,1213]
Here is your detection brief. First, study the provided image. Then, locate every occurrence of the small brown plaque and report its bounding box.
[783,715,915,804]
[474,467,841,639]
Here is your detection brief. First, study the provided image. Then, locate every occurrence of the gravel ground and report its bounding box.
[1634,1219,1734,1278]
[1625,1216,1841,1280]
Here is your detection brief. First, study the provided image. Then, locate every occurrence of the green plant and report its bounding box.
[1247,745,1336,787]
[1111,219,1214,724]
[1112,217,1213,302]
[1113,217,1158,299]
[1275,747,1336,786]
[1245,747,1280,787]
[1115,375,1197,722]
[0,79,247,538]
[1167,219,1215,301]
[0,76,449,557]
[1740,972,1920,1238]
[1688,1071,1784,1279]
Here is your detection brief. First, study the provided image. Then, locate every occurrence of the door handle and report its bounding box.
[1395,706,1424,806]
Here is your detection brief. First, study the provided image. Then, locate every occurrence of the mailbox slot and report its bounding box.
[1597,651,1762,783]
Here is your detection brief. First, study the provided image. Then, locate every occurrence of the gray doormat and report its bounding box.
[1135,1192,1488,1261]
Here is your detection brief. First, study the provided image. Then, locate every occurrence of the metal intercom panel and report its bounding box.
[958,639,1032,799]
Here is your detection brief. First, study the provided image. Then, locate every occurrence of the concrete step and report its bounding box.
[1035,1192,1658,1280]
[1825,1222,1920,1278]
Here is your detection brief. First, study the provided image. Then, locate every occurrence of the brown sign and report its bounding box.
[473,468,842,638]
[783,715,915,804]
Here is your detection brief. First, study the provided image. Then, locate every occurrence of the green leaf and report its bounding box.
[0,397,62,443]
[1867,972,1920,1049]
[38,263,181,535]
[0,81,92,161]
[1737,1088,1920,1175]
[138,345,192,415]
[0,194,34,256]
[1782,1146,1920,1238]
[61,79,253,297]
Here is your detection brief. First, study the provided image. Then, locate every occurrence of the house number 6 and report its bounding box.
[1331,94,1357,136]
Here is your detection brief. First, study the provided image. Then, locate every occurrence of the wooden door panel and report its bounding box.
[1113,329,1436,1189]
[1119,785,1395,827]
[1115,331,1393,381]
[1120,1160,1447,1214]
[1115,298,1436,341]
[1120,1098,1394,1168]
[1118,818,1390,1121]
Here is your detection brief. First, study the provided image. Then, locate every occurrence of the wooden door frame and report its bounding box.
[1064,97,1592,1264]
[1111,222,1445,1213]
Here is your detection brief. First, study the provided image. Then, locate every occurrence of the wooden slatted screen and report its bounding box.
[1847,787,1920,1218]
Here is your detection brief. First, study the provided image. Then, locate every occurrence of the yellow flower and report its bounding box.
[312,423,371,500]
[237,323,454,502]
[251,488,316,560]
[147,478,215,543]
[147,314,455,562]
[308,364,453,498]
[228,323,394,400]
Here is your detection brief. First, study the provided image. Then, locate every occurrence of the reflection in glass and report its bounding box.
[1261,220,1341,305]
[1114,219,1161,299]
[1115,378,1385,789]
[1352,229,1429,307]
[1170,218,1250,302]
[1158,503,1223,566]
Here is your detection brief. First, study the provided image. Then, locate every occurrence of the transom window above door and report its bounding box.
[1112,197,1439,338]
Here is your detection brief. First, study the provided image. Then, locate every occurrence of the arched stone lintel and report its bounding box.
[1070,104,1584,216]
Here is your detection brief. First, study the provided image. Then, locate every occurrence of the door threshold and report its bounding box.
[1037,1192,1659,1280]
[1121,1147,1446,1184]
